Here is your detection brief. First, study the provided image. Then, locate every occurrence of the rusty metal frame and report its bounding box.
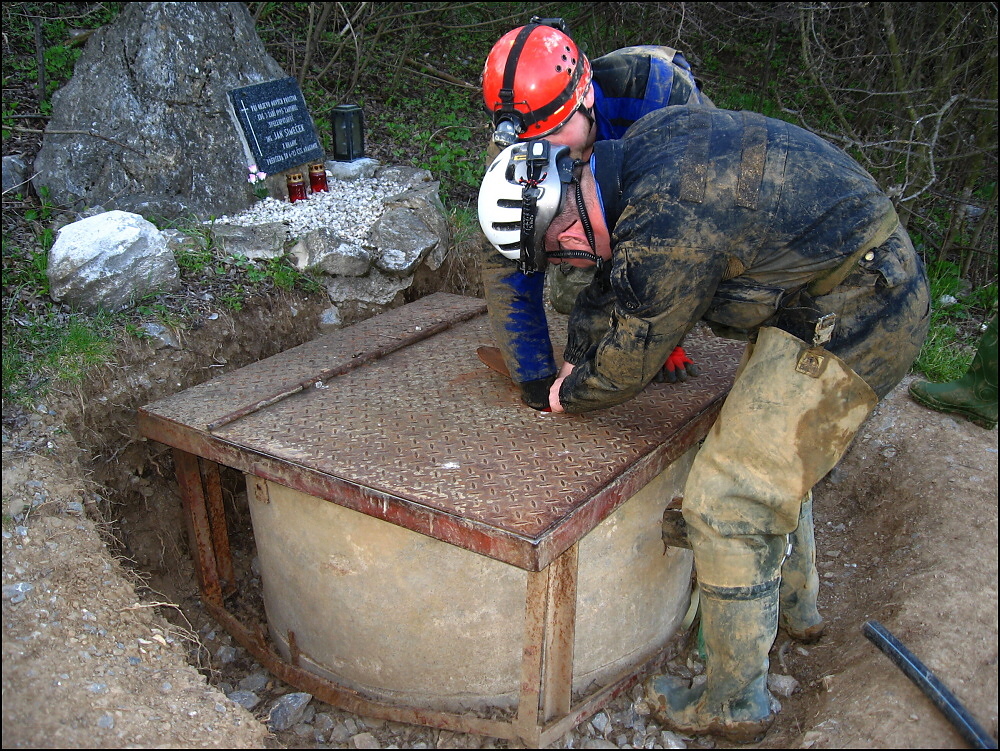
[142,400,723,573]
[173,453,669,745]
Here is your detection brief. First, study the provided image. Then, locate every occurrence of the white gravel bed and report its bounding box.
[209,177,410,243]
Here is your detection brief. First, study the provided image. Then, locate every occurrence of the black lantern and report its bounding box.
[331,104,365,162]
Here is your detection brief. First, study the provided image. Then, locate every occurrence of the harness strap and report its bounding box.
[500,26,536,102]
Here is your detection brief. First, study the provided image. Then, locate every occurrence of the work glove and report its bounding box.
[656,346,700,384]
[520,375,556,411]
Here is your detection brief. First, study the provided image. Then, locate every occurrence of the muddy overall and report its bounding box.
[647,226,930,742]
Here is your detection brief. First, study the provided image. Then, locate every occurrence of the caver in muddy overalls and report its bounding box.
[478,107,931,742]
[479,22,710,407]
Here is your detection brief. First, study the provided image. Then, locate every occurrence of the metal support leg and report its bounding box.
[199,457,236,597]
[516,543,579,745]
[172,449,235,606]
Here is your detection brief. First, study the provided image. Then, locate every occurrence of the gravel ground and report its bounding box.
[2,445,272,749]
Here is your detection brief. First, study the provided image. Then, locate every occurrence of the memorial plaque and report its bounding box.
[228,77,325,174]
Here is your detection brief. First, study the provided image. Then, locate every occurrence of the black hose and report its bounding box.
[862,619,997,750]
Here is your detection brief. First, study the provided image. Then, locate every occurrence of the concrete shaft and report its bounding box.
[247,447,695,712]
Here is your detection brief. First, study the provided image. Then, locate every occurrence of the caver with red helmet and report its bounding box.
[482,22,593,147]
[478,22,707,402]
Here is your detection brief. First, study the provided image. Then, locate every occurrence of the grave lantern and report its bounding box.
[286,172,307,202]
[331,104,365,162]
[309,163,329,193]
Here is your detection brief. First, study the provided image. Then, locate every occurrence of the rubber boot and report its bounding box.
[909,313,998,429]
[646,581,779,743]
[778,492,824,643]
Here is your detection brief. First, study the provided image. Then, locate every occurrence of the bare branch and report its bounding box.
[403,57,477,91]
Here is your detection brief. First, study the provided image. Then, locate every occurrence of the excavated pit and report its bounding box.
[11,281,998,750]
[58,290,330,627]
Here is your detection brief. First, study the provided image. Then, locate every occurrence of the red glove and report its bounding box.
[660,346,700,383]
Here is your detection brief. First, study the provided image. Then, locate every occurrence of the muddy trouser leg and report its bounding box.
[647,326,877,743]
[779,491,824,642]
[548,264,596,315]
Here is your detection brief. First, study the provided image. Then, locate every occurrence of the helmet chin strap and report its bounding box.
[545,178,603,269]
[545,249,604,268]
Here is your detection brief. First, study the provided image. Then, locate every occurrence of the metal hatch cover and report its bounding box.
[139,293,744,570]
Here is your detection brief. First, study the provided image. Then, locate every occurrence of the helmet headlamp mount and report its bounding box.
[528,17,570,34]
[492,115,523,148]
[517,140,553,273]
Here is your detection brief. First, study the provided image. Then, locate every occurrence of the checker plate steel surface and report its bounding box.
[141,293,744,565]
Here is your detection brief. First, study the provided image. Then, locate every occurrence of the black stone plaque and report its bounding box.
[228,77,325,174]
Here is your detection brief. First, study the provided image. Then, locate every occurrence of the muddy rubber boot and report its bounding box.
[646,581,778,744]
[909,313,998,429]
[778,492,824,643]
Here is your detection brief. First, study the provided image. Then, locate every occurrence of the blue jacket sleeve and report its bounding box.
[479,244,558,383]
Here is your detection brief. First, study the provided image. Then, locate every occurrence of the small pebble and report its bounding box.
[591,711,610,735]
[267,692,313,731]
[660,729,688,749]
[3,582,34,603]
[351,731,381,749]
[238,671,270,693]
[768,673,801,697]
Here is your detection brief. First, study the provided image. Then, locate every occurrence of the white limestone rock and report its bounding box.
[47,210,179,312]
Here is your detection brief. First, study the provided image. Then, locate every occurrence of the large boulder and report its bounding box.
[47,210,179,312]
[33,2,286,220]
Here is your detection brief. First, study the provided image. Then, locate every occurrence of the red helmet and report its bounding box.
[482,24,593,144]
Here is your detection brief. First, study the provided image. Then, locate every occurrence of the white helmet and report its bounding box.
[478,140,577,274]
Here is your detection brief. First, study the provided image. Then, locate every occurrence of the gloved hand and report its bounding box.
[520,376,556,411]
[656,346,700,383]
